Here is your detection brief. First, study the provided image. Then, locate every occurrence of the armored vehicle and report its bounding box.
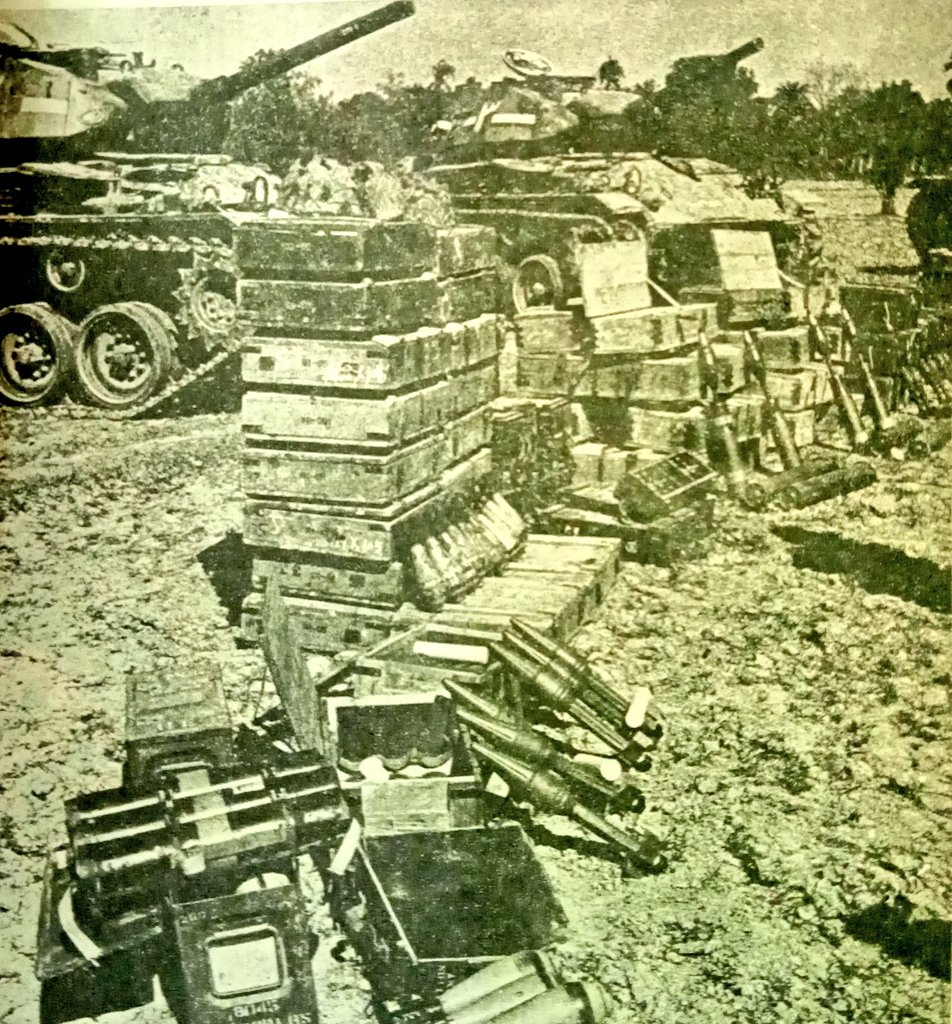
[421,40,804,313]
[0,1,414,411]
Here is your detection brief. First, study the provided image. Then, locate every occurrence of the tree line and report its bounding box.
[192,52,952,214]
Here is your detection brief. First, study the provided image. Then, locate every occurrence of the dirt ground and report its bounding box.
[0,186,949,1024]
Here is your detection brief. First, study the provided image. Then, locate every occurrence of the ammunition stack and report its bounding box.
[36,668,348,1024]
[841,281,952,435]
[236,215,515,647]
[489,396,575,515]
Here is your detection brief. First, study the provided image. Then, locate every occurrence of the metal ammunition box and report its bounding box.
[125,669,235,793]
[36,855,161,1021]
[168,883,319,1024]
[336,824,567,1004]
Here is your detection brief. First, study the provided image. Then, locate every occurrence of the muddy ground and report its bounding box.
[0,185,949,1024]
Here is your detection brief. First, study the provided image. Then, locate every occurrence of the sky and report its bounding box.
[3,0,950,101]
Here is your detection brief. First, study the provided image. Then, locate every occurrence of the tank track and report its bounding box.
[0,224,240,418]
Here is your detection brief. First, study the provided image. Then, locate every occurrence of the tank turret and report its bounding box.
[0,1,415,158]
[0,2,417,413]
[666,38,764,84]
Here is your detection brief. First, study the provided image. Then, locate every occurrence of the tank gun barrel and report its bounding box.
[191,0,414,105]
[723,38,764,66]
[668,37,764,81]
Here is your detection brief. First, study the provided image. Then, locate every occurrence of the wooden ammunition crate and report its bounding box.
[243,449,493,561]
[242,407,492,506]
[252,552,406,607]
[448,575,587,640]
[241,361,498,445]
[573,353,638,400]
[242,314,498,391]
[513,309,584,353]
[233,218,496,281]
[589,302,717,354]
[237,271,497,337]
[242,592,404,653]
[514,535,622,600]
[514,351,587,396]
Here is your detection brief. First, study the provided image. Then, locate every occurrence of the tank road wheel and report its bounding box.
[44,253,87,294]
[0,303,75,407]
[75,302,175,410]
[512,254,565,313]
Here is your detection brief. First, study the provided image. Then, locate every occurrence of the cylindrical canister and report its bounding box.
[491,982,611,1024]
[447,973,550,1024]
[439,951,554,1018]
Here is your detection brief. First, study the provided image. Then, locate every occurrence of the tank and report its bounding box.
[422,40,799,314]
[0,1,415,411]
[907,177,952,275]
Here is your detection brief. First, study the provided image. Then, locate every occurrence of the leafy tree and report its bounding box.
[852,81,927,213]
[223,53,332,173]
[802,60,865,112]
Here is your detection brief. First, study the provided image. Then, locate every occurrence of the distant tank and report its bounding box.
[0,1,414,411]
[422,40,800,313]
[907,177,952,262]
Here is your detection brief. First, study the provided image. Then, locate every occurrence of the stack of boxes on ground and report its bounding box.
[235,213,622,653]
[500,229,851,543]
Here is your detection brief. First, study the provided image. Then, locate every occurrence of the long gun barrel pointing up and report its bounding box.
[723,38,764,66]
[193,0,415,105]
[668,37,764,81]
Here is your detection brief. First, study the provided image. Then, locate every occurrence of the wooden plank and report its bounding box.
[232,217,439,279]
[243,449,493,560]
[252,553,406,606]
[578,240,651,317]
[261,578,326,753]
[237,270,497,336]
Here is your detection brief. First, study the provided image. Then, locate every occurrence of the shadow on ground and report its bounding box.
[772,525,950,614]
[197,529,253,626]
[846,897,951,981]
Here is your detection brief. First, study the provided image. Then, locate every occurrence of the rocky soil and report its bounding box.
[0,190,949,1024]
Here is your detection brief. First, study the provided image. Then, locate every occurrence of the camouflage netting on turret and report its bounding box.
[278,157,456,226]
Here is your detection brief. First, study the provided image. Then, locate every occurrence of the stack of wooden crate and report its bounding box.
[503,237,765,462]
[751,323,832,452]
[234,214,503,648]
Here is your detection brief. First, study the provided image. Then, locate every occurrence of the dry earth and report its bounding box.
[0,185,949,1024]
